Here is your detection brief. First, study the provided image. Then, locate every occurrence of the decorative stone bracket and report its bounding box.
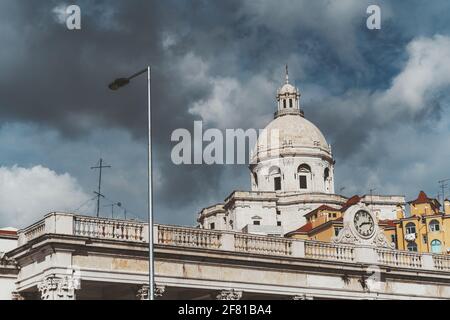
[37,275,80,300]
[137,284,166,300]
[216,289,243,300]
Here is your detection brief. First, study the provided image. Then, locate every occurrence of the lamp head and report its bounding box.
[108,78,130,90]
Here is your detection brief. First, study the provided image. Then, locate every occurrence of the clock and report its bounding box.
[353,210,375,238]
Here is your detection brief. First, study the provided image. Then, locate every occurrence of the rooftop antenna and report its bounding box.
[91,158,111,217]
[438,179,450,210]
[104,202,121,219]
[285,64,289,84]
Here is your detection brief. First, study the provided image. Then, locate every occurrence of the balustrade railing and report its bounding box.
[23,221,46,242]
[73,216,144,242]
[158,225,221,249]
[234,234,292,256]
[433,255,450,271]
[15,213,450,273]
[305,241,355,262]
[377,249,422,268]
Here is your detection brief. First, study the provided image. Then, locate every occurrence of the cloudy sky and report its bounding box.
[1,0,450,228]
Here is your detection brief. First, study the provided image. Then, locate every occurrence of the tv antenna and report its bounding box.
[91,158,111,217]
[104,202,121,219]
[438,178,450,209]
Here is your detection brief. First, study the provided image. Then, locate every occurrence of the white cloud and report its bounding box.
[51,4,68,25]
[378,35,450,116]
[0,165,93,228]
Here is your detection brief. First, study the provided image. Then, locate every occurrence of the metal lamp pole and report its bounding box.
[108,66,154,300]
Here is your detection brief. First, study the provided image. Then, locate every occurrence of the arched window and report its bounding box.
[289,99,293,108]
[252,172,258,187]
[429,219,440,232]
[431,239,442,253]
[298,164,311,190]
[324,168,330,181]
[405,222,416,235]
[283,99,286,108]
[407,242,418,252]
[269,166,282,191]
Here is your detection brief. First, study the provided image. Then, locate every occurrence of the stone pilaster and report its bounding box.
[216,289,243,300]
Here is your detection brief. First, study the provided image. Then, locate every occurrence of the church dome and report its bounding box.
[252,114,331,163]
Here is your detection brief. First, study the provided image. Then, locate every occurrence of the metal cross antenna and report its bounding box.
[438,179,450,209]
[108,66,154,301]
[91,158,111,217]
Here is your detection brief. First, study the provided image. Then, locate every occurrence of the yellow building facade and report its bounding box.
[287,191,450,255]
[395,191,450,254]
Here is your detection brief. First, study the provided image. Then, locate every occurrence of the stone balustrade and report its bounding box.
[234,233,292,256]
[305,241,355,262]
[157,225,221,249]
[73,216,144,242]
[377,248,423,269]
[15,212,450,273]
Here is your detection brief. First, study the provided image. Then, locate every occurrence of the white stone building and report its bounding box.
[198,71,405,235]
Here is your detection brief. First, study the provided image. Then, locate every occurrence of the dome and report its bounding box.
[278,83,297,94]
[252,114,331,162]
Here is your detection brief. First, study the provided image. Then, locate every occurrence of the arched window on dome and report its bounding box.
[289,99,293,108]
[252,172,258,188]
[283,100,286,109]
[297,164,311,190]
[324,167,330,192]
[269,166,282,191]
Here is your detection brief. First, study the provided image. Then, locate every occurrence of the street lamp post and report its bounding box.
[108,66,154,300]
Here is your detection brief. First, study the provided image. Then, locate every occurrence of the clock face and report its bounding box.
[353,210,375,237]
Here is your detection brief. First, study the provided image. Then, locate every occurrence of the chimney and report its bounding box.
[396,204,404,220]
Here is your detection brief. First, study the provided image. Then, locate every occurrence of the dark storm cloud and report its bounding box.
[1,0,450,226]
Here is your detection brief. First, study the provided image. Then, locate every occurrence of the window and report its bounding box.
[429,219,440,232]
[289,99,293,108]
[407,242,418,252]
[209,223,215,230]
[253,220,261,226]
[298,164,311,190]
[277,221,282,227]
[334,227,342,237]
[324,168,330,180]
[283,100,286,108]
[405,222,416,235]
[229,220,233,228]
[269,166,281,191]
[276,210,281,215]
[391,234,397,248]
[299,175,307,189]
[431,239,442,253]
[423,234,428,244]
[274,177,281,191]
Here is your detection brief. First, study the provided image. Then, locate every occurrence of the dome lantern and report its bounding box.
[275,65,303,118]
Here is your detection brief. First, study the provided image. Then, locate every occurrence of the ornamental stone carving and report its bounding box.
[216,289,243,300]
[137,284,166,300]
[37,276,79,300]
[292,294,313,300]
[332,203,394,249]
[11,292,24,300]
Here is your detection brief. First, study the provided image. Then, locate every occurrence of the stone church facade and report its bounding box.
[197,71,404,236]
